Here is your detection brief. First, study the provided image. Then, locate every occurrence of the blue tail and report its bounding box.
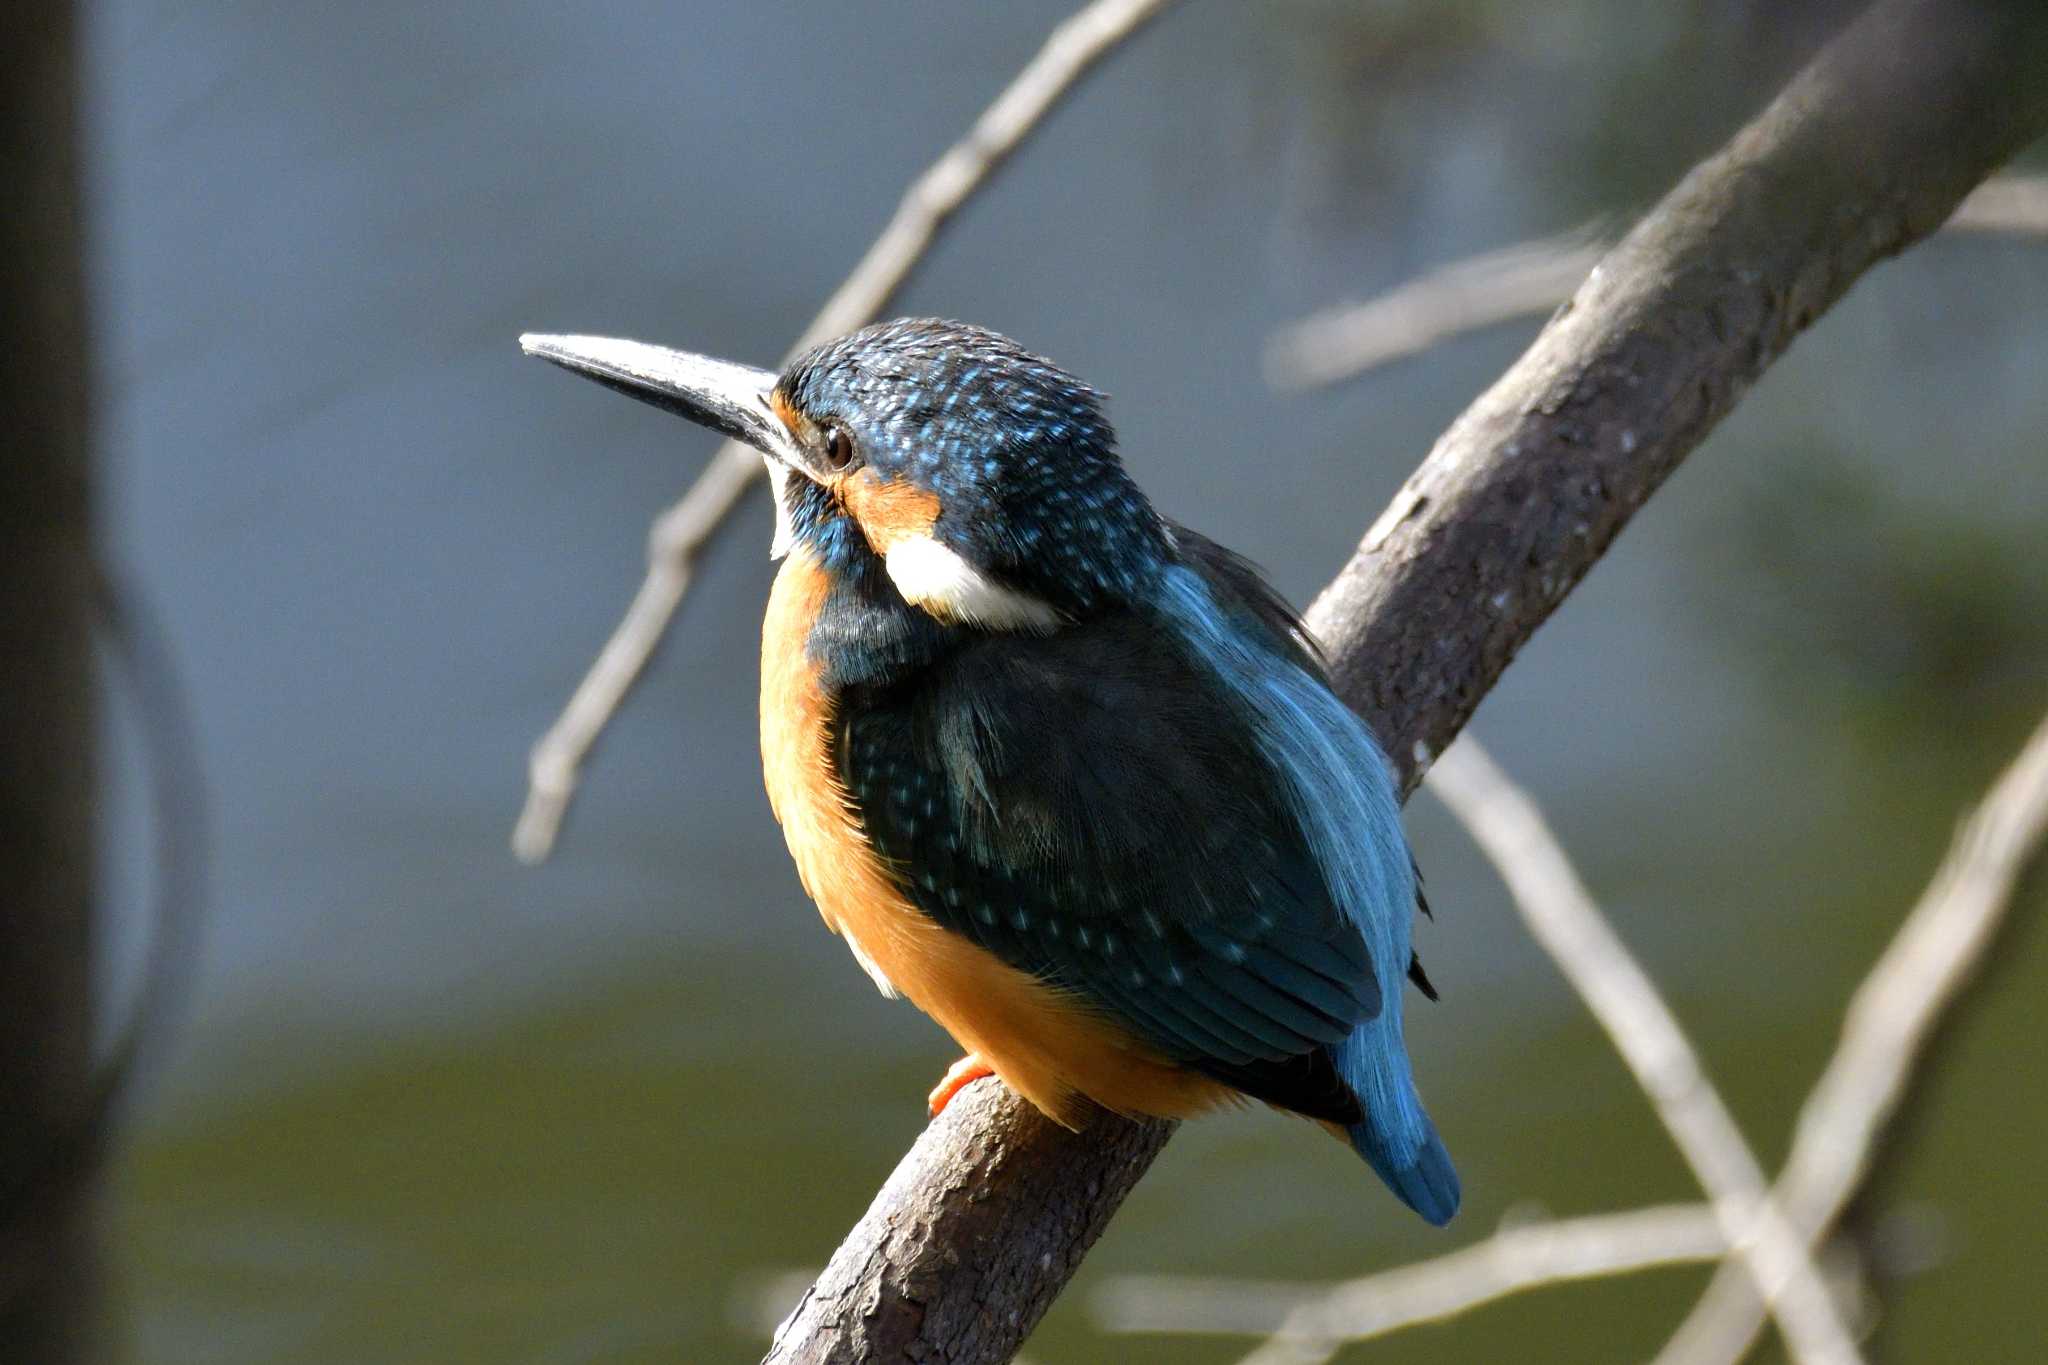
[1156,564,1459,1225]
[1336,1029,1461,1226]
[1348,1108,1460,1227]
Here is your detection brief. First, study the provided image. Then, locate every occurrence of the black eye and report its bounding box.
[820,422,856,472]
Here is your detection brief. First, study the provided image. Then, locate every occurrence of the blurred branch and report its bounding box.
[1091,1204,1724,1357]
[1266,174,2048,391]
[513,0,1181,863]
[1427,739,1860,1365]
[1265,227,1608,391]
[1656,709,2048,1365]
[0,571,208,1328]
[1944,172,2048,234]
[756,2,2048,1360]
[0,2,98,1357]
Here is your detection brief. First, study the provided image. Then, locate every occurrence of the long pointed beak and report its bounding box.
[519,333,806,470]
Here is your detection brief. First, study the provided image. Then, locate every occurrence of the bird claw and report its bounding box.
[927,1053,995,1117]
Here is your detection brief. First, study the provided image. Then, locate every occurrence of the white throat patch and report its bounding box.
[765,457,797,560]
[883,533,1063,633]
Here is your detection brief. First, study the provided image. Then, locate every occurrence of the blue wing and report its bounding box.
[836,530,1457,1221]
[838,603,1378,1123]
[1155,533,1458,1223]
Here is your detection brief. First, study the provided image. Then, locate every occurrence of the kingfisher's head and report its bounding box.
[522,320,1172,629]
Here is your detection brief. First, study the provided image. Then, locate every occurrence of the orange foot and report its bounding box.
[927,1053,996,1117]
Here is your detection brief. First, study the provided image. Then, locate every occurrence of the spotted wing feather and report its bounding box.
[835,607,1379,1125]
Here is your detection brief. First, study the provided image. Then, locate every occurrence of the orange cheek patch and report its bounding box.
[770,389,813,445]
[839,468,942,555]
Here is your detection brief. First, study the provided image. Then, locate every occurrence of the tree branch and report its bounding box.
[1428,739,1858,1364]
[1304,0,2048,787]
[1264,175,2048,391]
[513,0,1181,863]
[1265,227,1608,392]
[763,1083,1173,1364]
[757,2,2048,1359]
[1090,1204,1725,1354]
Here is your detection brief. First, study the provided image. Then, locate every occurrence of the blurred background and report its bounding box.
[51,0,2048,1359]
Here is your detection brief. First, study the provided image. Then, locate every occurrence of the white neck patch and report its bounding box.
[764,457,797,560]
[883,533,1063,633]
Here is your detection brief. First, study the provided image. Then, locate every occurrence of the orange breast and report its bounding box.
[758,548,1231,1126]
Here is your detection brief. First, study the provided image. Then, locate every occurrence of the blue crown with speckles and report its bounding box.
[778,319,1172,611]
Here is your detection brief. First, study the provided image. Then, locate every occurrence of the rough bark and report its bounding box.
[0,1,99,1361]
[764,1,2048,1360]
[768,1086,1174,1364]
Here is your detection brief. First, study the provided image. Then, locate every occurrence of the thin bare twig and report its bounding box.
[1263,227,1609,391]
[1265,174,2048,391]
[1657,710,2048,1365]
[1090,1204,1723,1358]
[1427,738,1861,1365]
[513,0,1181,863]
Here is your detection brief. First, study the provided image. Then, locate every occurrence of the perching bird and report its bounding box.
[522,319,1459,1224]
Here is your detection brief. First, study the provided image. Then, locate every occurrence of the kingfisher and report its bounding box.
[522,319,1459,1224]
